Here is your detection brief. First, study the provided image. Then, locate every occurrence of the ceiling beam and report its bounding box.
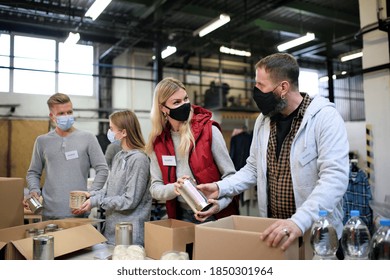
[284,1,360,27]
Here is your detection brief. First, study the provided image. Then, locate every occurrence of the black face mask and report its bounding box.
[164,102,191,121]
[252,86,280,116]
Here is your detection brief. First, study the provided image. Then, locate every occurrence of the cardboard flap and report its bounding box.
[11,224,106,260]
[194,215,301,260]
[0,241,6,251]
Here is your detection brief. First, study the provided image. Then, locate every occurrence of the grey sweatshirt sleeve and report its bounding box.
[210,125,236,210]
[149,151,177,201]
[87,134,109,195]
[26,137,44,195]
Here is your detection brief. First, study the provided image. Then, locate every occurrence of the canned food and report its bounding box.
[27,196,43,214]
[44,223,58,233]
[33,235,54,260]
[69,191,87,209]
[179,178,212,213]
[115,222,133,246]
[25,228,38,238]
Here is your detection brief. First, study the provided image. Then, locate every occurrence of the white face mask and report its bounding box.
[107,129,121,145]
[56,115,74,131]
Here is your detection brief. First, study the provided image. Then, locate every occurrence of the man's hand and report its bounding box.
[194,199,220,222]
[196,183,220,199]
[259,219,302,251]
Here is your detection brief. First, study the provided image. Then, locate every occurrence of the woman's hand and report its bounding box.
[72,199,92,215]
[174,175,191,195]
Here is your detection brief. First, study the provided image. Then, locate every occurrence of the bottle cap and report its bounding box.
[379,219,390,226]
[319,210,328,216]
[350,210,360,217]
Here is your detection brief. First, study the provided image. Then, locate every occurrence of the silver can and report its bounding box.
[33,235,54,260]
[115,222,133,246]
[179,178,212,213]
[25,228,38,238]
[27,196,43,214]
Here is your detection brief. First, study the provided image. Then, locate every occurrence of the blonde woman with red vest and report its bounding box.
[146,77,239,223]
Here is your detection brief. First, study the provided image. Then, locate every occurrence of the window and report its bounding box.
[14,36,56,94]
[59,43,94,96]
[0,33,94,96]
[0,34,10,92]
[299,69,319,97]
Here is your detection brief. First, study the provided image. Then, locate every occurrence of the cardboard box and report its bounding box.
[193,215,312,260]
[144,219,195,260]
[0,177,25,229]
[0,219,107,260]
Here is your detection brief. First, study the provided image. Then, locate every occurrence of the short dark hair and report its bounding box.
[255,53,299,90]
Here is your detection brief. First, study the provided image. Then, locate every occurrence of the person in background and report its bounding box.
[74,110,152,246]
[197,53,349,257]
[105,142,122,169]
[145,77,239,223]
[24,93,109,220]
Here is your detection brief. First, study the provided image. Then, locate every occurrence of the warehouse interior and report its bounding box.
[0,0,389,261]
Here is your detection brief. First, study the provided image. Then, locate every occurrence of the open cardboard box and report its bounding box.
[0,177,25,229]
[0,218,106,260]
[144,219,195,260]
[193,215,312,260]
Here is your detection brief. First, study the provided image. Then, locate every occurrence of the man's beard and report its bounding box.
[265,97,288,117]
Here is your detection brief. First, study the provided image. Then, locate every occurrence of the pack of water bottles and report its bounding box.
[310,209,390,260]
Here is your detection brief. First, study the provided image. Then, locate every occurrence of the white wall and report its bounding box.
[0,93,101,135]
[359,0,390,203]
[345,121,367,168]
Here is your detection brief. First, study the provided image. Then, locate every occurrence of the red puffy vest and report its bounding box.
[153,105,239,219]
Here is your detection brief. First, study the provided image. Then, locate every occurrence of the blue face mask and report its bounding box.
[107,129,121,146]
[56,115,74,131]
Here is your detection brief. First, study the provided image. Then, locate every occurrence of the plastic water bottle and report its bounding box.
[369,219,390,260]
[341,210,371,260]
[310,210,339,260]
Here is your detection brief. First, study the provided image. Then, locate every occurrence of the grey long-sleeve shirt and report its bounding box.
[150,125,236,211]
[26,129,109,219]
[90,149,152,245]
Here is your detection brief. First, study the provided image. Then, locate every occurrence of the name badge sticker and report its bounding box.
[65,150,79,160]
[162,155,176,166]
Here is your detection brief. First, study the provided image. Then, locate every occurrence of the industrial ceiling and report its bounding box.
[0,0,363,73]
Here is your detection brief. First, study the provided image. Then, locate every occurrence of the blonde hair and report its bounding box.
[110,110,145,151]
[146,77,194,157]
[47,93,71,111]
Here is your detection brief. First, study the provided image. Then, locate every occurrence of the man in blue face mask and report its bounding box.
[24,93,109,221]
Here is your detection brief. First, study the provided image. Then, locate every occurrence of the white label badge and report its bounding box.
[65,150,79,160]
[162,155,176,166]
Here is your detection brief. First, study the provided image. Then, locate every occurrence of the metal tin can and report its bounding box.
[115,222,133,246]
[179,178,212,213]
[27,196,43,214]
[33,235,54,260]
[25,228,38,238]
[44,223,58,233]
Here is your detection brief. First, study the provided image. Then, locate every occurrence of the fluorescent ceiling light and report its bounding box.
[161,46,177,59]
[220,46,251,57]
[277,32,315,52]
[64,32,80,45]
[85,0,112,21]
[340,51,363,62]
[193,14,230,37]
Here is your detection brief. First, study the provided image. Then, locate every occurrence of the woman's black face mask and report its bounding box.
[164,102,191,121]
[252,86,280,116]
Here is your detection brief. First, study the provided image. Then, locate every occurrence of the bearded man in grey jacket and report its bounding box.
[197,53,349,258]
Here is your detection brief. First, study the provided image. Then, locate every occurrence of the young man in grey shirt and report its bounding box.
[24,93,109,220]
